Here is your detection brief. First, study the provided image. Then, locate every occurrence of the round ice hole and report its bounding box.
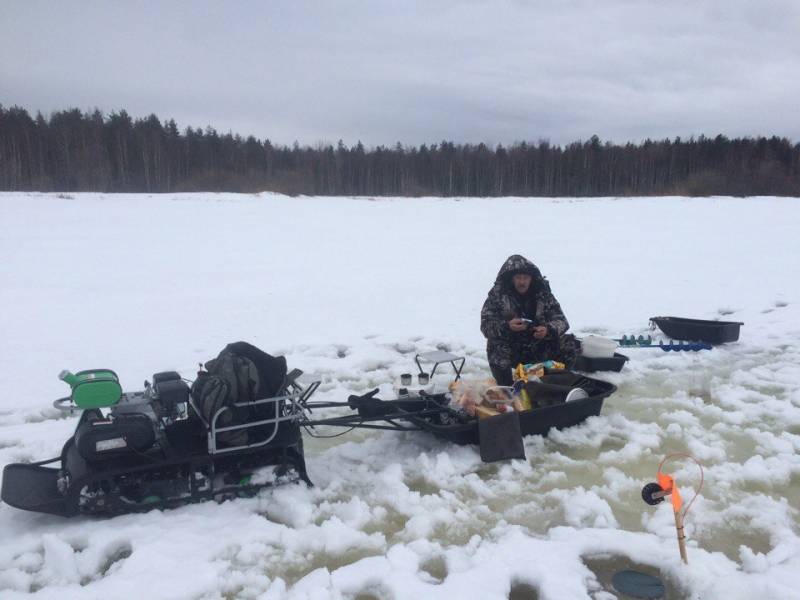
[612,569,665,599]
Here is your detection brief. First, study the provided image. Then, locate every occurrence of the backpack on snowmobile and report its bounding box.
[190,342,289,448]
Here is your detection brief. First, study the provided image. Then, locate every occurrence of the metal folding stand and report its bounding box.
[413,350,465,381]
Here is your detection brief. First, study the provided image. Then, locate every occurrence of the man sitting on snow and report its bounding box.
[480,254,579,385]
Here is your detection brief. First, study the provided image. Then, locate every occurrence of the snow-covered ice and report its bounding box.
[0,192,798,599]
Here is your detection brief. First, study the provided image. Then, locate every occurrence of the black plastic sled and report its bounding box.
[304,371,616,447]
[650,316,743,344]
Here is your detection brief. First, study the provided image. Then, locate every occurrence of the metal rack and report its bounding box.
[413,350,465,381]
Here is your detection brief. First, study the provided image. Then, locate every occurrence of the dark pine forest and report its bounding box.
[1,105,799,196]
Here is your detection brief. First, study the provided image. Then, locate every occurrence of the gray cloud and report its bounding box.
[2,0,798,147]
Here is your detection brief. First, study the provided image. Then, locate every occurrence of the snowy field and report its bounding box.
[0,192,799,600]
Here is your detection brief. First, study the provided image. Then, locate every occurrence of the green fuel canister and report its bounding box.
[59,369,122,408]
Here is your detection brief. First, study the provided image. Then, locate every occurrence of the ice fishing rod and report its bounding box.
[641,453,704,564]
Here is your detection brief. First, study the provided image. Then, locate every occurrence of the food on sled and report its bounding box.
[1,343,320,518]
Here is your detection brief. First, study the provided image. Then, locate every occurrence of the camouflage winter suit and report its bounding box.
[480,255,579,385]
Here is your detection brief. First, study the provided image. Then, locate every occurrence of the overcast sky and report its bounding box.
[2,0,799,148]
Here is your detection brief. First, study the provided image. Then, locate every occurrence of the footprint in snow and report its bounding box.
[762,300,788,314]
[360,361,392,373]
[391,342,416,355]
[94,541,133,580]
[419,555,448,584]
[5,538,132,589]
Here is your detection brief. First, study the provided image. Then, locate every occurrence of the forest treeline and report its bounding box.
[1,105,799,196]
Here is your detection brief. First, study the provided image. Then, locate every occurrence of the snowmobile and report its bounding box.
[1,358,320,517]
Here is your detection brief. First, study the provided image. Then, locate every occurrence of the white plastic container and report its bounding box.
[581,335,618,359]
[565,388,589,402]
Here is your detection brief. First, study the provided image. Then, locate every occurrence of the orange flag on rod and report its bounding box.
[657,472,683,513]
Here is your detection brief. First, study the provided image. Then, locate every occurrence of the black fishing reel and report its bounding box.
[641,482,666,506]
